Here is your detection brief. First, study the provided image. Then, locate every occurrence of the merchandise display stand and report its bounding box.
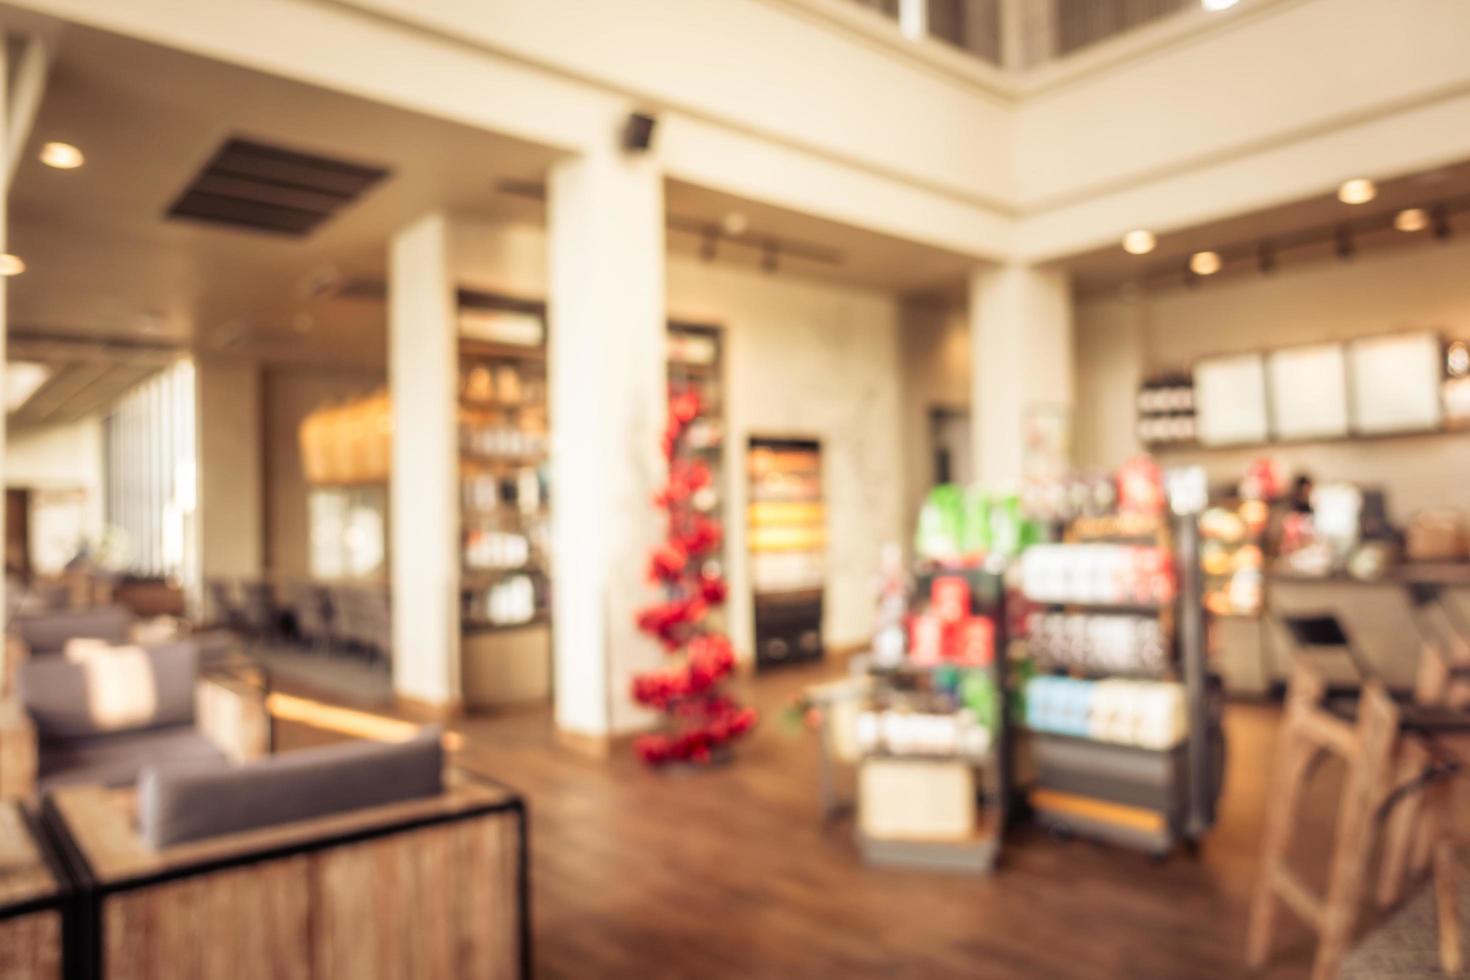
[456,291,554,708]
[855,567,1011,874]
[1022,513,1220,856]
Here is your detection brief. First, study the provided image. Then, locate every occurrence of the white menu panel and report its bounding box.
[1348,332,1443,434]
[1267,344,1348,440]
[1194,353,1269,446]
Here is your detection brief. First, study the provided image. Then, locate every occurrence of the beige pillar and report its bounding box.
[388,212,461,707]
[969,264,1075,489]
[547,143,666,738]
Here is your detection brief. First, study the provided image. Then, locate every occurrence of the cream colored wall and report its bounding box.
[196,359,263,578]
[262,365,385,578]
[1074,237,1470,520]
[668,259,907,657]
[26,0,1470,270]
[899,300,970,540]
[451,219,907,657]
[5,416,107,545]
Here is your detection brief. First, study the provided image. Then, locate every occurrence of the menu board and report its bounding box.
[1267,344,1348,440]
[1348,332,1443,434]
[1193,353,1269,446]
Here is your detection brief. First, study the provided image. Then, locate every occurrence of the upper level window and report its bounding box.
[838,0,1201,69]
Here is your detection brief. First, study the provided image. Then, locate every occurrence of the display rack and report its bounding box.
[855,568,1011,874]
[747,437,825,668]
[1021,513,1220,855]
[457,290,552,707]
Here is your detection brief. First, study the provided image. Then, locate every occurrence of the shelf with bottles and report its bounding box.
[1016,462,1218,854]
[1199,496,1270,618]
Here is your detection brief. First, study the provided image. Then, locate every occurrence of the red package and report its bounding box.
[909,614,944,665]
[950,616,994,666]
[930,576,971,624]
[1117,457,1165,516]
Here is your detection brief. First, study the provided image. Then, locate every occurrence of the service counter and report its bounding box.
[1214,564,1470,696]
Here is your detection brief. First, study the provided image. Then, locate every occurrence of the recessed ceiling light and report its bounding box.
[39,142,84,169]
[1337,178,1377,205]
[721,211,749,236]
[1189,251,1222,276]
[5,361,51,413]
[1122,230,1157,255]
[0,254,26,276]
[1394,207,1429,233]
[1202,0,1240,10]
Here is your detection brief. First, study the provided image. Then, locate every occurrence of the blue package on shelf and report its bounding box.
[1025,675,1096,738]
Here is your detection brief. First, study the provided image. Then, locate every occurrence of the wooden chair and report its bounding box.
[1246,660,1400,980]
[1373,599,1470,974]
[1250,603,1470,979]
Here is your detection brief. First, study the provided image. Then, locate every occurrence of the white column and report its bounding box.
[0,36,10,640]
[969,264,1075,489]
[389,212,460,707]
[547,144,666,739]
[195,359,263,586]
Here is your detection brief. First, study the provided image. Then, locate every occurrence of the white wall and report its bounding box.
[1075,237,1470,520]
[669,260,907,657]
[24,0,1470,270]
[6,417,107,569]
[195,359,264,578]
[899,300,970,537]
[1015,0,1470,259]
[452,219,907,657]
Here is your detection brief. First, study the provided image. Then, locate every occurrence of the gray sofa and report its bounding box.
[0,640,269,799]
[139,724,443,848]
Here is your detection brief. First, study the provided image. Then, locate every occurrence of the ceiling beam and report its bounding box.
[5,33,50,192]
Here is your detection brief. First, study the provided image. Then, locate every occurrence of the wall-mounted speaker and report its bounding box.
[623,112,657,153]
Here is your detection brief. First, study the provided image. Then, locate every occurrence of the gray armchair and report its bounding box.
[0,640,269,800]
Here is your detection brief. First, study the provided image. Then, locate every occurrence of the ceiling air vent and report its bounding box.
[166,137,389,238]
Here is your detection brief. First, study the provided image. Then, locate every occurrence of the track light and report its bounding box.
[1337,178,1376,205]
[1189,251,1221,276]
[1257,241,1276,274]
[1395,208,1429,233]
[1334,227,1355,260]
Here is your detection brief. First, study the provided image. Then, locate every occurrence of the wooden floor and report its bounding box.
[274,660,1389,979]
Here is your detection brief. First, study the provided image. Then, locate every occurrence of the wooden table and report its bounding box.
[0,801,68,979]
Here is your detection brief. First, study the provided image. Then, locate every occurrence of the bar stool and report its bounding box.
[1250,606,1470,979]
[1246,658,1400,980]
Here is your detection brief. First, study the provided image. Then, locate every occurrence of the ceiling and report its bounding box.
[1064,159,1470,300]
[7,334,175,433]
[662,180,979,292]
[7,24,562,372]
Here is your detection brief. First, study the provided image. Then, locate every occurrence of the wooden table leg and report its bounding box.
[1313,684,1399,980]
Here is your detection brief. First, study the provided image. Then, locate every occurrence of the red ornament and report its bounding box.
[631,387,757,766]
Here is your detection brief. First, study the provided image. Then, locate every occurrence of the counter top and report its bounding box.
[1270,562,1470,588]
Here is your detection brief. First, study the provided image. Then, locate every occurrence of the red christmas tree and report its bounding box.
[631,388,757,765]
